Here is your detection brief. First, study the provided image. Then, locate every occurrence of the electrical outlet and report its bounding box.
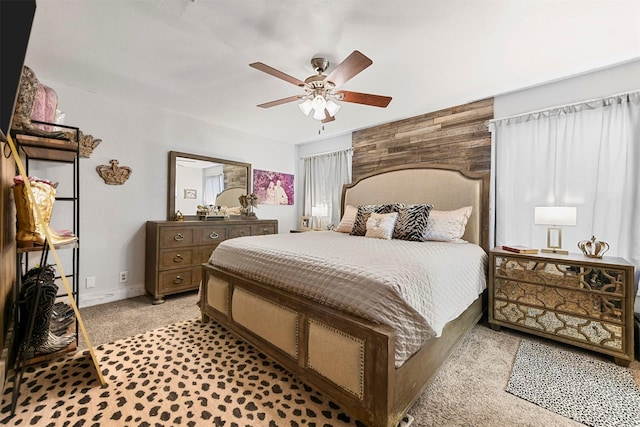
[119,271,128,283]
[86,276,96,288]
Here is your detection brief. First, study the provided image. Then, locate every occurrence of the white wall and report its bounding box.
[37,80,297,307]
[174,166,201,214]
[494,59,640,118]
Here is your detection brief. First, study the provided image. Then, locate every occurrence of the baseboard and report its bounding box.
[79,286,146,308]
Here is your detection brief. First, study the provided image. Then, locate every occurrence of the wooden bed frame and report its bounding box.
[201,164,489,426]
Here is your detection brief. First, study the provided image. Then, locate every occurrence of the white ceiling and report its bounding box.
[25,0,640,145]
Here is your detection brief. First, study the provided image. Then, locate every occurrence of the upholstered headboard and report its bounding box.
[342,164,489,252]
[215,187,246,208]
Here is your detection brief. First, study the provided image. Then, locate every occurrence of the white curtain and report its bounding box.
[203,174,223,206]
[303,148,352,227]
[490,91,640,294]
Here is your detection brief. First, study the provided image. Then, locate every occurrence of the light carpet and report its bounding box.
[2,303,639,427]
[506,339,640,427]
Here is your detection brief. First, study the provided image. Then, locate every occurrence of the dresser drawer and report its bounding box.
[195,226,227,245]
[160,227,194,248]
[146,219,278,304]
[493,300,624,351]
[159,267,201,293]
[252,223,276,236]
[228,226,251,239]
[494,278,624,324]
[494,256,626,296]
[159,248,194,270]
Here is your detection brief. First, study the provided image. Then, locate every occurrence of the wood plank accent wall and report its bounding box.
[352,98,493,181]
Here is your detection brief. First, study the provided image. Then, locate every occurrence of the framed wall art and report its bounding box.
[184,189,197,199]
[253,169,294,205]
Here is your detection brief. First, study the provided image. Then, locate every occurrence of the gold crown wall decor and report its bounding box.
[96,159,132,185]
[78,130,102,158]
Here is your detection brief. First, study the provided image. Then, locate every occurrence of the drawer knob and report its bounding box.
[238,231,246,236]
[209,232,219,240]
[174,254,183,263]
[173,275,184,284]
[174,233,184,241]
[262,228,270,234]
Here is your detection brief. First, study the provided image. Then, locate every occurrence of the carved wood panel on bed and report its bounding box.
[201,164,489,426]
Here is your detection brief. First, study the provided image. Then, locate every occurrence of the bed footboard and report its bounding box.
[201,263,485,426]
[201,264,400,427]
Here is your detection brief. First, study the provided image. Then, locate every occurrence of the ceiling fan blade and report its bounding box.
[257,95,303,108]
[250,62,306,87]
[321,110,336,124]
[324,50,372,88]
[337,90,392,108]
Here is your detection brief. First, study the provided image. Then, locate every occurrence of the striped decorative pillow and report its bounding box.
[393,204,433,241]
[350,203,404,236]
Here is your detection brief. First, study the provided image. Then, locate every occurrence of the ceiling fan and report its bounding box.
[250,50,392,123]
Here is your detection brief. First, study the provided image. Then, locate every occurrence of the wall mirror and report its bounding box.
[167,151,251,220]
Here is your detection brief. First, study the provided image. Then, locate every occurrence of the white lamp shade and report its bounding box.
[311,95,327,120]
[311,205,329,217]
[325,99,341,117]
[534,206,577,226]
[312,108,327,121]
[298,99,313,116]
[311,95,326,111]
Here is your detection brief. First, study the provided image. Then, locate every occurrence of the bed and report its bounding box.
[200,164,489,426]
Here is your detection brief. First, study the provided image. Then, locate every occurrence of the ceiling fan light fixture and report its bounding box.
[251,51,391,126]
[312,105,327,121]
[325,99,341,117]
[312,95,327,111]
[298,99,313,116]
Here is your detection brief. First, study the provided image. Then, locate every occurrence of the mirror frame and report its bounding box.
[167,151,252,221]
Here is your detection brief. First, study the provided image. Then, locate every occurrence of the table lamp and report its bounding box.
[534,206,577,255]
[311,205,329,230]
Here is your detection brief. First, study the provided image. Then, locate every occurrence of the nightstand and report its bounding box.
[489,248,635,366]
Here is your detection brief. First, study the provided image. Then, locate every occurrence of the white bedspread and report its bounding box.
[208,231,487,366]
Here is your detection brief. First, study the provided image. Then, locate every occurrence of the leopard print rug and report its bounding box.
[506,339,640,427]
[1,319,397,426]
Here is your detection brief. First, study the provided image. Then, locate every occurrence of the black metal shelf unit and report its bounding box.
[11,121,80,362]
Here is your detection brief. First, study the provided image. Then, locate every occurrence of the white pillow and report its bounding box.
[334,205,358,233]
[365,212,398,240]
[424,206,472,242]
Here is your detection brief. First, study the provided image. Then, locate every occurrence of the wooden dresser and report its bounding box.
[489,248,635,366]
[145,219,278,304]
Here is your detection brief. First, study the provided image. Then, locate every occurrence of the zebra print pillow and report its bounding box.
[350,203,404,236]
[393,204,433,241]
